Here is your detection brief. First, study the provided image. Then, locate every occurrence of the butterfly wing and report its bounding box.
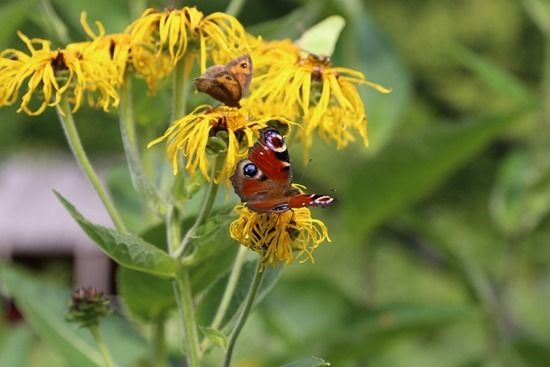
[194,65,242,107]
[231,128,336,212]
[226,54,253,96]
[230,128,292,212]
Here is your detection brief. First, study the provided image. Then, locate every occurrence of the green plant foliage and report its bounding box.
[0,325,33,367]
[56,192,179,277]
[0,264,149,367]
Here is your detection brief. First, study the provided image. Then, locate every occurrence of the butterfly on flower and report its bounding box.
[230,127,335,213]
[194,54,252,108]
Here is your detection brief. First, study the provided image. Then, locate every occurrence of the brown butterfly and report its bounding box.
[194,54,253,108]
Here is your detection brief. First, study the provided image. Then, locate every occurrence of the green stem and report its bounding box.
[175,155,222,259]
[225,0,247,17]
[223,257,264,367]
[119,74,165,216]
[39,0,69,44]
[172,271,201,367]
[153,314,167,367]
[200,246,248,353]
[89,325,115,367]
[56,99,126,232]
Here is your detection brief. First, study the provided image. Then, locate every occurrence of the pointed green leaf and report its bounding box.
[345,110,528,238]
[199,326,228,350]
[297,16,346,57]
[281,356,330,367]
[55,192,179,277]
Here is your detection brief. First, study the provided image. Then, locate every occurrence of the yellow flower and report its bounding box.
[79,12,171,92]
[126,6,248,75]
[0,32,120,115]
[229,205,330,266]
[251,39,390,155]
[148,104,290,183]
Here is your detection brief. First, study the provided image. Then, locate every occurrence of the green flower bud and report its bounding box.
[66,286,111,328]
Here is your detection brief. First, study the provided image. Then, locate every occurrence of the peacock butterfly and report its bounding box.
[194,54,252,108]
[230,128,335,213]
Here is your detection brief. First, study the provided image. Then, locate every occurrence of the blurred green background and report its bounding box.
[1,0,549,366]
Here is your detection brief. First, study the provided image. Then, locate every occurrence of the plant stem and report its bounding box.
[225,0,247,17]
[89,325,115,367]
[172,271,201,367]
[119,73,165,216]
[200,246,248,353]
[223,257,264,367]
[153,314,167,367]
[175,155,222,259]
[56,99,126,232]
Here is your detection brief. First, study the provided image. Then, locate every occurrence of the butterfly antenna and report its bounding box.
[298,158,313,183]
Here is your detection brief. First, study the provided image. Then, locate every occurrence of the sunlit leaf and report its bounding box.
[297,16,345,57]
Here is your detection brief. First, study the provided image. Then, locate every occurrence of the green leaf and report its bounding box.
[0,325,33,367]
[297,16,346,57]
[337,0,411,152]
[184,208,233,266]
[107,166,148,233]
[0,264,149,367]
[199,326,228,350]
[523,0,550,36]
[247,1,324,40]
[55,192,179,277]
[344,110,528,238]
[197,261,283,332]
[0,0,37,48]
[280,356,330,367]
[117,268,176,322]
[449,44,535,106]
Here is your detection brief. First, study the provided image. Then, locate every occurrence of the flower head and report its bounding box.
[0,32,120,115]
[126,6,248,77]
[230,204,330,266]
[79,12,171,92]
[251,39,390,155]
[149,104,290,183]
[66,286,111,328]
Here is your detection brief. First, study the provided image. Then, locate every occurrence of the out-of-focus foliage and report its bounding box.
[1,0,549,366]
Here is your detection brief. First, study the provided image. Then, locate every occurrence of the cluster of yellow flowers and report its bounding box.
[0,6,387,265]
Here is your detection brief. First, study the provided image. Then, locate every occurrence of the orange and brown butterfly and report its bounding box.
[194,54,253,108]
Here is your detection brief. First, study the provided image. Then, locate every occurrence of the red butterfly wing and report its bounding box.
[230,128,335,212]
[247,129,292,185]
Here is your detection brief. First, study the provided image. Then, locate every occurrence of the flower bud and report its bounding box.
[66,286,111,328]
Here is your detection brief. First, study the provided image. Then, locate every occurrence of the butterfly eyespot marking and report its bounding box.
[273,204,289,212]
[243,163,258,177]
[263,129,287,153]
[240,62,248,68]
